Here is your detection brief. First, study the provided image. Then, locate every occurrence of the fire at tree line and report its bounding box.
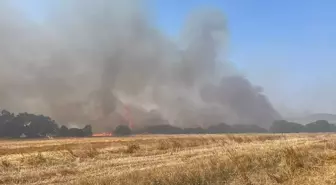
[0,109,335,138]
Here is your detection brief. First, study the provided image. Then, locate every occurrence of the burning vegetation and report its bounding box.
[92,132,113,137]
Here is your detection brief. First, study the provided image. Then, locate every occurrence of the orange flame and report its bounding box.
[92,132,112,137]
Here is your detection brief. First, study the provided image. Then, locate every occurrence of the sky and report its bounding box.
[11,0,336,116]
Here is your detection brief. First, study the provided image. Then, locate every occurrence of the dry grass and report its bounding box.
[0,134,336,185]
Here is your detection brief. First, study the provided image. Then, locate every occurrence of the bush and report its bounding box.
[125,143,140,153]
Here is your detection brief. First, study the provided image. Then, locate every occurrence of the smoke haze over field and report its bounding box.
[0,0,281,131]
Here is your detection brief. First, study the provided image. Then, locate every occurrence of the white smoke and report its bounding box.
[0,0,280,131]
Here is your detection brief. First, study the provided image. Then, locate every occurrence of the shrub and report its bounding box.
[125,143,140,153]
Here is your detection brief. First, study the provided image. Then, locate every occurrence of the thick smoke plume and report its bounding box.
[0,0,280,131]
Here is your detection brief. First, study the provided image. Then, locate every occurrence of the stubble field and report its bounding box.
[1,134,336,185]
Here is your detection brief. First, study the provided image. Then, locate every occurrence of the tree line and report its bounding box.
[1,109,336,138]
[0,109,92,138]
[120,119,336,135]
[269,120,336,133]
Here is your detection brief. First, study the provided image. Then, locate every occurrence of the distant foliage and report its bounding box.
[207,123,231,134]
[2,108,336,138]
[304,120,334,133]
[270,119,336,133]
[183,127,207,134]
[270,120,304,133]
[113,125,132,136]
[83,125,93,136]
[230,124,268,133]
[139,123,267,134]
[142,124,184,134]
[137,120,336,135]
[0,109,92,138]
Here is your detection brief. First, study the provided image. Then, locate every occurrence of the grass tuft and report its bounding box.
[125,143,140,154]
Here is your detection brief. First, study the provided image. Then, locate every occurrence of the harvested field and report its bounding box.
[1,134,336,185]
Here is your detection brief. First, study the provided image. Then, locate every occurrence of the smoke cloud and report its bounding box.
[0,0,281,131]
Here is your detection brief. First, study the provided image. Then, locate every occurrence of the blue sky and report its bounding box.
[150,0,336,114]
[12,0,336,114]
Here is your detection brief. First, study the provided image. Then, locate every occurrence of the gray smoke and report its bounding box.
[0,0,281,131]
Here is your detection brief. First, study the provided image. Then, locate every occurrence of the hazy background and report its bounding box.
[1,0,335,130]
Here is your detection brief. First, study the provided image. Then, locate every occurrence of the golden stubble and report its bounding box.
[1,134,336,185]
